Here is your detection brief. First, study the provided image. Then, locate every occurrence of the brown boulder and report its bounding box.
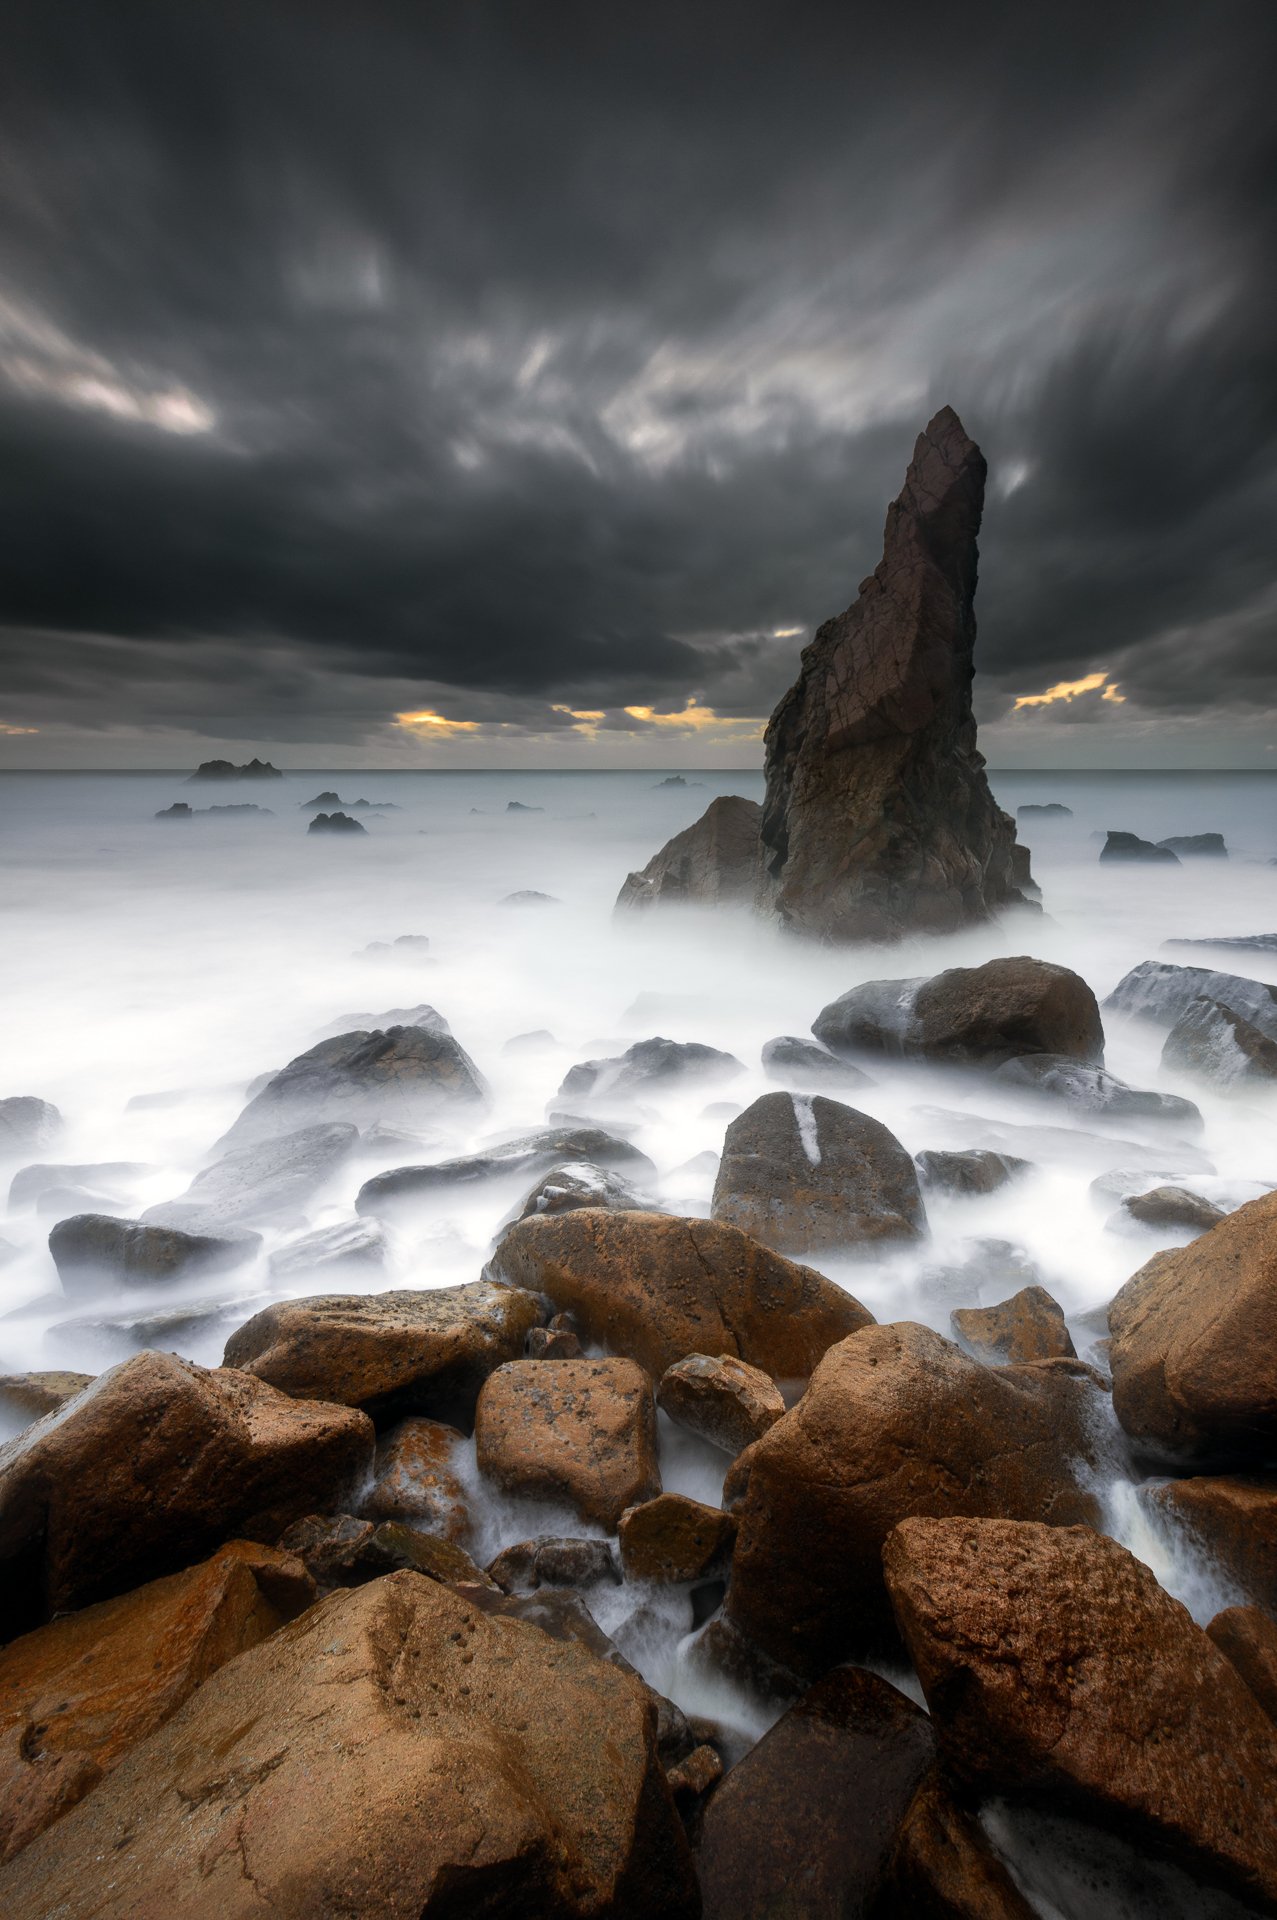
[951,1285,1076,1364]
[486,1209,872,1381]
[0,1541,314,1863]
[1145,1473,1277,1612]
[476,1358,659,1528]
[880,1771,1036,1917]
[0,1352,372,1636]
[1208,1606,1277,1720]
[814,956,1104,1066]
[697,1666,935,1918]
[223,1278,543,1425]
[883,1516,1277,1913]
[0,1372,93,1426]
[617,1494,735,1583]
[725,1322,1103,1672]
[656,1352,785,1456]
[0,1572,699,1919]
[616,794,761,910]
[362,1417,469,1540]
[488,1537,620,1593]
[1121,1185,1224,1234]
[276,1512,494,1595]
[710,1092,925,1254]
[1108,1189,1277,1462]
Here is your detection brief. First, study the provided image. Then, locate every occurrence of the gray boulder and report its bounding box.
[1157,833,1227,858]
[144,1122,358,1232]
[9,1162,151,1210]
[48,1214,261,1298]
[559,1037,743,1100]
[354,1126,654,1218]
[760,1036,875,1090]
[914,1149,1032,1196]
[217,1025,488,1147]
[1161,997,1277,1089]
[1099,831,1179,864]
[1104,960,1277,1040]
[993,1055,1202,1132]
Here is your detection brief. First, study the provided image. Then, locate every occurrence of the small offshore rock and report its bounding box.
[616,794,762,910]
[1018,802,1072,818]
[951,1285,1076,1364]
[559,1036,743,1100]
[1157,833,1227,857]
[914,1148,1032,1196]
[1105,959,1277,1039]
[307,809,366,834]
[657,1353,785,1456]
[1099,830,1179,863]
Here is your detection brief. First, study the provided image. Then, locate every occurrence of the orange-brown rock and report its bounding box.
[1108,1190,1277,1461]
[362,1417,469,1540]
[1145,1473,1277,1612]
[1207,1606,1277,1721]
[725,1323,1103,1672]
[881,1771,1036,1917]
[0,1351,372,1636]
[486,1209,871,1380]
[883,1516,1277,1913]
[476,1358,659,1528]
[0,1540,314,1863]
[656,1352,784,1456]
[0,1571,699,1919]
[618,1495,735,1583]
[951,1285,1076,1365]
[223,1278,543,1425]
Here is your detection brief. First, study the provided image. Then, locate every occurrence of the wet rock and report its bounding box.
[617,1494,735,1583]
[144,1121,359,1233]
[711,1091,925,1253]
[1108,1190,1277,1462]
[268,1215,387,1279]
[514,1159,651,1222]
[914,1147,1032,1196]
[814,956,1104,1067]
[0,1100,61,1157]
[48,1213,261,1298]
[0,1572,698,1920]
[1158,833,1228,857]
[1121,1185,1225,1233]
[883,1515,1277,1913]
[1100,830,1179,863]
[758,408,1032,940]
[362,1416,470,1539]
[616,794,762,909]
[0,1540,314,1864]
[665,1741,722,1825]
[1104,959,1277,1040]
[525,1324,582,1357]
[354,1124,653,1217]
[880,1770,1037,1917]
[487,1536,620,1593]
[725,1323,1103,1671]
[275,1512,492,1594]
[475,1357,659,1528]
[218,1023,488,1149]
[487,1208,873,1380]
[0,1351,372,1634]
[559,1036,743,1100]
[0,1373,94,1426]
[307,809,365,833]
[697,1666,936,1918]
[1162,996,1277,1088]
[8,1162,151,1210]
[951,1285,1076,1364]
[1146,1474,1277,1612]
[992,1054,1202,1131]
[223,1278,543,1425]
[760,1034,876,1089]
[1207,1606,1277,1721]
[919,1237,1041,1306]
[54,1292,275,1364]
[656,1353,785,1456]
[1017,802,1072,818]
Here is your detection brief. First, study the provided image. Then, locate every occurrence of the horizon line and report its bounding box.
[1,764,1276,777]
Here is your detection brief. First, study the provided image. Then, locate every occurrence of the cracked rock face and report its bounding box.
[758,407,1033,941]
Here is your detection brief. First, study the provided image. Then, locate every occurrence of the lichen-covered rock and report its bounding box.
[813,957,1103,1066]
[951,1285,1076,1365]
[616,795,762,910]
[476,1358,660,1529]
[656,1353,785,1457]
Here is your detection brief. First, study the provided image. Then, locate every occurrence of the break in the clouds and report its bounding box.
[0,0,1274,766]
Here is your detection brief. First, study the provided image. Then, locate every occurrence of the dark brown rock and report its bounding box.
[725,1323,1103,1672]
[276,1512,494,1594]
[710,1092,925,1254]
[656,1353,785,1456]
[914,1148,1032,1196]
[951,1285,1076,1364]
[883,1516,1277,1913]
[0,1373,93,1425]
[0,1571,698,1919]
[1100,830,1178,864]
[616,794,761,909]
[617,1495,735,1583]
[1146,1474,1277,1612]
[878,1771,1036,1917]
[486,1208,872,1381]
[1122,1184,1225,1233]
[487,1536,620,1593]
[760,1035,875,1090]
[814,956,1104,1066]
[476,1358,660,1528]
[48,1212,260,1296]
[1207,1606,1277,1720]
[362,1417,469,1540]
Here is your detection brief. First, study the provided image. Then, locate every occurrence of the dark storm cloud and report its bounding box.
[1,0,1275,750]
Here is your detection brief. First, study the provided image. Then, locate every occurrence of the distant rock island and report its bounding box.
[308,811,366,835]
[156,803,274,819]
[186,759,283,782]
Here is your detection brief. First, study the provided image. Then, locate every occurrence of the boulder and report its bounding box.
[656,1353,785,1456]
[276,1513,492,1595]
[1120,1185,1224,1234]
[0,1373,94,1426]
[488,1537,620,1594]
[0,1572,698,1919]
[617,1494,735,1583]
[710,1092,925,1253]
[813,957,1104,1066]
[485,1209,872,1380]
[47,1213,261,1297]
[1108,1191,1277,1462]
[951,1285,1076,1364]
[1104,960,1277,1041]
[757,408,1033,940]
[760,1035,875,1089]
[1207,1606,1277,1721]
[475,1358,659,1528]
[143,1122,358,1233]
[616,794,762,909]
[307,809,365,833]
[696,1666,936,1918]
[883,1516,1277,1912]
[362,1417,470,1540]
[8,1162,150,1210]
[268,1215,388,1279]
[354,1125,653,1218]
[1162,996,1277,1088]
[1100,830,1179,863]
[1158,833,1227,857]
[217,1024,488,1149]
[223,1280,543,1425]
[0,1540,314,1863]
[880,1770,1036,1917]
[0,1352,371,1633]
[725,1322,1103,1670]
[0,1099,62,1156]
[992,1055,1202,1132]
[514,1160,651,1222]
[914,1147,1031,1196]
[1145,1474,1277,1613]
[558,1037,743,1101]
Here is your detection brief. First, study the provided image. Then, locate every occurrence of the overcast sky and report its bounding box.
[1,0,1274,769]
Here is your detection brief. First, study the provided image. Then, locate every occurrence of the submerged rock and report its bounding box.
[475,1357,660,1529]
[144,1121,358,1233]
[656,1353,785,1457]
[1100,830,1179,864]
[992,1054,1202,1132]
[951,1284,1076,1364]
[1119,1184,1225,1234]
[47,1213,260,1297]
[760,1034,875,1089]
[914,1147,1032,1196]
[1162,996,1277,1088]
[616,795,762,910]
[186,757,280,781]
[0,1099,62,1157]
[267,1215,387,1279]
[354,1125,653,1217]
[217,1023,488,1147]
[813,956,1104,1066]
[1164,934,1277,955]
[1105,959,1277,1040]
[558,1036,743,1100]
[9,1162,151,1210]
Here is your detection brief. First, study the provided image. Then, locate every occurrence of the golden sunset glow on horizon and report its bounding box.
[393,708,480,735]
[1013,672,1126,711]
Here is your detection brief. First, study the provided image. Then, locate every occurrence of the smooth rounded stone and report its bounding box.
[993,1054,1202,1132]
[883,1516,1277,1912]
[475,1357,659,1529]
[0,1100,62,1157]
[1162,996,1277,1088]
[697,1666,937,1920]
[47,1213,262,1298]
[656,1353,785,1457]
[353,1125,654,1218]
[1120,1185,1225,1233]
[8,1162,151,1211]
[725,1323,1104,1671]
[268,1215,387,1279]
[881,1771,1036,1917]
[217,1023,488,1150]
[617,1494,735,1583]
[487,1536,620,1594]
[1100,829,1179,863]
[914,1147,1032,1196]
[813,957,1105,1067]
[616,793,762,910]
[144,1122,360,1236]
[1108,1190,1277,1463]
[0,1540,314,1865]
[951,1285,1076,1364]
[0,1573,698,1920]
[560,1037,744,1102]
[1145,1475,1277,1613]
[1104,959,1277,1041]
[275,1512,493,1594]
[1018,802,1072,818]
[1158,833,1228,857]
[307,808,365,833]
[1207,1607,1277,1721]
[711,1092,926,1255]
[514,1159,651,1223]
[0,1351,372,1635]
[361,1416,470,1540]
[760,1035,876,1090]
[223,1279,543,1425]
[0,1372,94,1425]
[486,1209,873,1381]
